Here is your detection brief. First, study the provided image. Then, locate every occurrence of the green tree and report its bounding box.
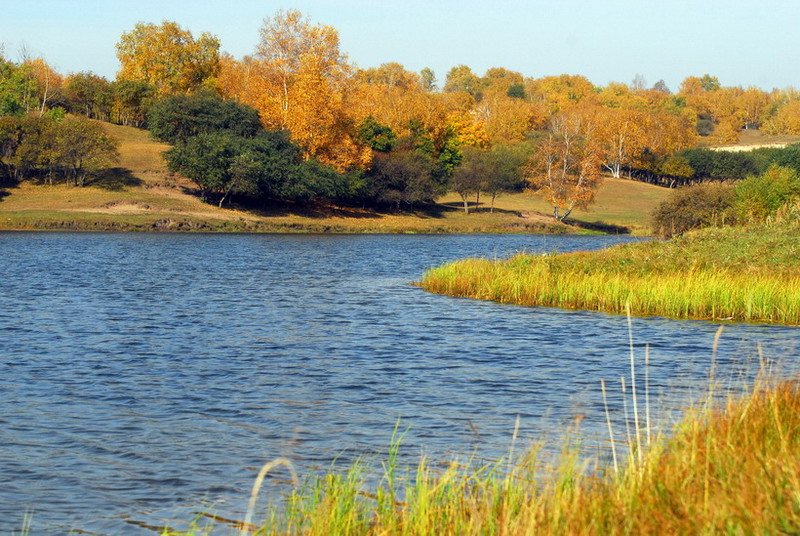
[450,147,488,213]
[110,80,154,127]
[357,116,396,152]
[148,92,262,143]
[364,148,439,209]
[55,116,120,186]
[165,132,246,204]
[64,72,113,120]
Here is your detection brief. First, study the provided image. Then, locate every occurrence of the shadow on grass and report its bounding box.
[437,201,521,217]
[569,219,631,234]
[89,167,143,191]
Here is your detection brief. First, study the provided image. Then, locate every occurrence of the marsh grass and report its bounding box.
[164,368,800,536]
[419,225,800,325]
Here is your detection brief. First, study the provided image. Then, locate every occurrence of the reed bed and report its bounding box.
[419,225,800,325]
[167,375,800,535]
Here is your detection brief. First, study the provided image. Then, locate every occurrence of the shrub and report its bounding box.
[734,164,800,224]
[651,182,735,237]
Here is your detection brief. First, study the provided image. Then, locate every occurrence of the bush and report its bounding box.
[651,182,735,237]
[734,165,800,224]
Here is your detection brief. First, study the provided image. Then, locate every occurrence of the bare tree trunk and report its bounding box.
[460,193,470,214]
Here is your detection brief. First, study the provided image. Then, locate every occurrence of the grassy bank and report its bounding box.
[419,225,800,325]
[0,122,669,234]
[167,376,800,535]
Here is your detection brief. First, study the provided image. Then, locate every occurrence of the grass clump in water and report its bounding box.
[418,225,800,325]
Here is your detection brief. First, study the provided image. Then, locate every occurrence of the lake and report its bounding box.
[1,232,798,534]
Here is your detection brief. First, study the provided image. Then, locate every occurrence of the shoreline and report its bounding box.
[418,225,800,325]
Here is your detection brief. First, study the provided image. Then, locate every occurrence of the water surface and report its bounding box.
[1,232,797,534]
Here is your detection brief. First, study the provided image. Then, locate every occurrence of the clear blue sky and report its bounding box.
[2,0,798,92]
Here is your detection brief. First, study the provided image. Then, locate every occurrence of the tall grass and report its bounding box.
[419,225,800,325]
[166,373,800,535]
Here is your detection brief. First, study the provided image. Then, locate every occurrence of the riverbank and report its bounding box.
[0,122,669,235]
[419,225,800,325]
[168,376,800,535]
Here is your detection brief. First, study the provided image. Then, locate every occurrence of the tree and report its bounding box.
[217,10,370,171]
[526,113,602,221]
[64,72,113,120]
[55,116,120,186]
[482,143,529,211]
[631,74,647,91]
[0,58,36,116]
[651,182,734,237]
[165,132,248,204]
[116,21,220,96]
[364,146,440,208]
[110,80,154,127]
[147,91,262,143]
[420,68,437,92]
[357,116,396,152]
[443,65,482,99]
[734,165,800,223]
[593,106,648,178]
[450,147,487,213]
[652,80,671,94]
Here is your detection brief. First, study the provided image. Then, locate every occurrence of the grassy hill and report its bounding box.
[0,121,670,234]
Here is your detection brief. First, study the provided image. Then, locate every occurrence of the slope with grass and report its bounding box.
[0,121,670,234]
[419,225,800,325]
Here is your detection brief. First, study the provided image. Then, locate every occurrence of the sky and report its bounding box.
[2,0,800,92]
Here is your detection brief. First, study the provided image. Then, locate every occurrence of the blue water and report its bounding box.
[1,232,797,534]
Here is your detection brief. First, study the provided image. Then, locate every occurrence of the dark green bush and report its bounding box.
[651,182,735,237]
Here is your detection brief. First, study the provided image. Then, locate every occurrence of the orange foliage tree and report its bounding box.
[526,112,602,221]
[116,21,220,96]
[217,10,370,171]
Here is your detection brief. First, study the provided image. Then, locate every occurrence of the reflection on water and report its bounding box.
[0,232,797,534]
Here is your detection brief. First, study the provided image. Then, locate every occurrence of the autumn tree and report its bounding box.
[218,10,370,171]
[444,65,482,99]
[526,113,602,221]
[592,106,648,178]
[116,21,220,96]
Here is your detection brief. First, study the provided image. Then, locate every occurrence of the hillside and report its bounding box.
[0,121,670,234]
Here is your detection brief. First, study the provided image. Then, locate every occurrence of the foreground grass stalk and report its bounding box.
[174,377,799,535]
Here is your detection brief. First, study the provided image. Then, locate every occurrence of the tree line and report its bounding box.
[5,10,800,217]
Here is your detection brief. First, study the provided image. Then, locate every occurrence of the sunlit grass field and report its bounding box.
[419,225,800,325]
[0,122,669,234]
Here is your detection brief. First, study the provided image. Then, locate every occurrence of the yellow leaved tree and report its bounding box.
[217,10,370,172]
[526,111,602,221]
[116,21,220,96]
